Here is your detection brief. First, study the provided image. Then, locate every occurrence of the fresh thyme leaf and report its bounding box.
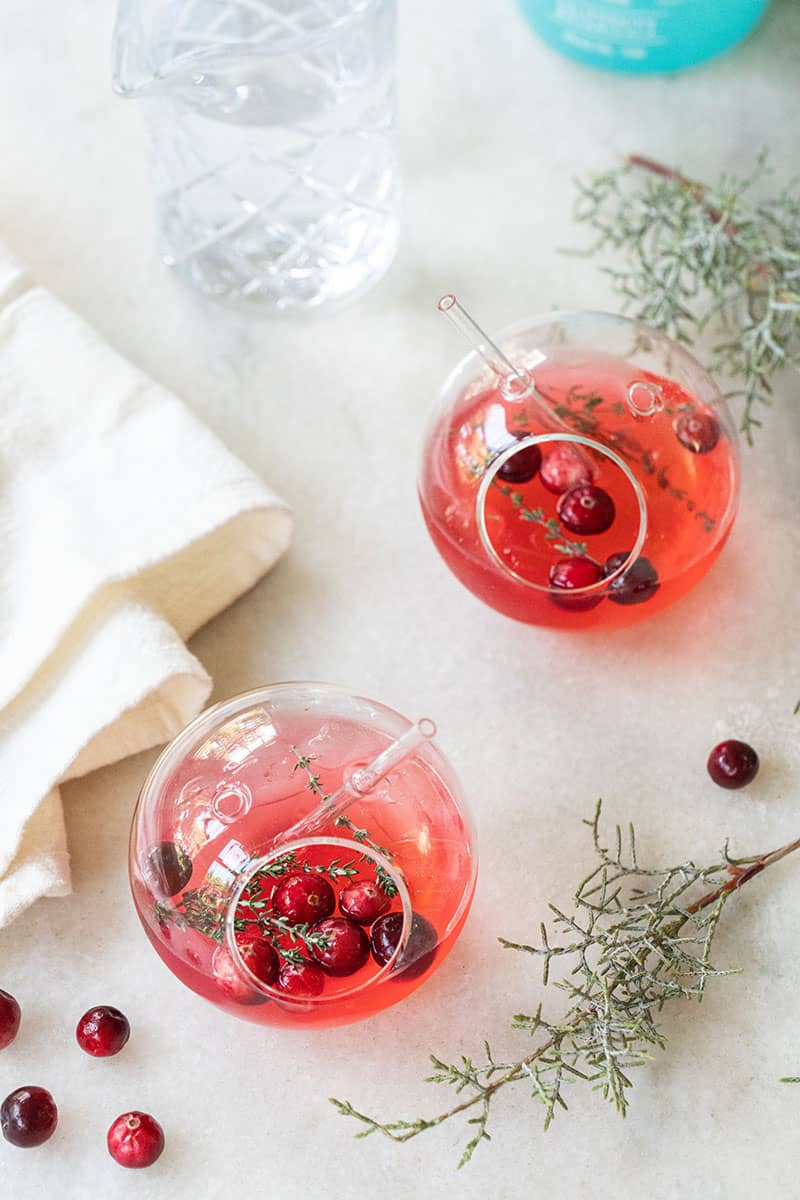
[375,863,399,898]
[304,858,360,880]
[333,800,800,1166]
[334,815,393,863]
[574,151,800,444]
[495,484,587,557]
[278,946,307,964]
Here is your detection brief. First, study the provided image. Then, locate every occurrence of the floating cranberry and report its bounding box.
[276,958,326,998]
[75,1005,130,1058]
[707,740,760,790]
[310,918,370,976]
[548,556,604,611]
[143,841,192,898]
[1,1087,58,1148]
[603,551,660,606]
[370,911,438,980]
[0,989,21,1050]
[107,1111,165,1169]
[339,880,392,925]
[675,411,720,454]
[497,439,542,484]
[212,937,278,1004]
[540,443,593,494]
[273,873,335,925]
[557,484,616,535]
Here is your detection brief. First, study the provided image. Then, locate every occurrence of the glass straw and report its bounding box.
[279,719,437,843]
[438,293,544,398]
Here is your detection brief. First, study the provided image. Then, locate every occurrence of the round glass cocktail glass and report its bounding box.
[419,304,739,630]
[130,683,476,1028]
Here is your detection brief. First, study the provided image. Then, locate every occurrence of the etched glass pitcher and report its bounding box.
[112,1,400,311]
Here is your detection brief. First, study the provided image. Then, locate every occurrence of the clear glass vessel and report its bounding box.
[419,307,739,631]
[130,683,477,1027]
[112,1,400,311]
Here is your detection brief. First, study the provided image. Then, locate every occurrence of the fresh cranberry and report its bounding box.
[675,411,720,454]
[143,841,192,898]
[276,958,326,998]
[548,556,604,611]
[370,912,438,980]
[0,989,21,1050]
[310,918,370,976]
[213,937,278,1004]
[497,439,542,484]
[75,1005,130,1058]
[339,880,392,924]
[707,740,760,789]
[603,551,660,606]
[107,1111,165,1169]
[540,443,593,494]
[557,484,616,535]
[272,873,335,924]
[1,1087,58,1148]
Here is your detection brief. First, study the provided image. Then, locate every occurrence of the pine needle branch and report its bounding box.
[332,801,800,1166]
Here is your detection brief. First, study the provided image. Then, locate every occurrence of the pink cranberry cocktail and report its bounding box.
[130,684,476,1028]
[419,304,739,630]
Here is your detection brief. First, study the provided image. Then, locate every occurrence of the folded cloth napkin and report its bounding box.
[0,245,292,926]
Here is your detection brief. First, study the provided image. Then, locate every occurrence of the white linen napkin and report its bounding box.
[0,245,293,926]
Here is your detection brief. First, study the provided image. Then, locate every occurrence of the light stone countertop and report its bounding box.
[1,1,800,1196]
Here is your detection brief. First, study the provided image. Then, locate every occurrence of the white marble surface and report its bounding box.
[2,1,800,1195]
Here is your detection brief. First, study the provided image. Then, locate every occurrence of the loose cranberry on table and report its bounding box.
[540,443,593,494]
[370,911,438,980]
[339,880,391,925]
[75,1005,130,1058]
[548,556,604,611]
[310,918,370,976]
[0,988,21,1050]
[557,484,616,536]
[272,873,335,924]
[603,551,660,606]
[143,841,193,898]
[707,740,760,789]
[276,958,326,998]
[497,439,542,485]
[107,1111,165,1169]
[1,1086,58,1148]
[675,410,720,455]
[213,937,278,1004]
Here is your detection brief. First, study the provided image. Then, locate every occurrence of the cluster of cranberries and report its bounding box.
[0,991,164,1168]
[217,871,437,1004]
[497,433,660,612]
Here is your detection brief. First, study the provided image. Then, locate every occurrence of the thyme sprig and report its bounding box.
[234,903,332,954]
[574,152,800,443]
[292,747,400,897]
[332,801,800,1167]
[496,484,588,557]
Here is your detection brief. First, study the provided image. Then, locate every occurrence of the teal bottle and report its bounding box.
[519,0,769,73]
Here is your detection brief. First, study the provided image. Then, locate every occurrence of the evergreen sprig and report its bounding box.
[332,801,800,1167]
[574,152,800,443]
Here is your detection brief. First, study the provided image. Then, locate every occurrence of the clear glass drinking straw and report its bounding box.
[438,293,545,400]
[279,719,437,843]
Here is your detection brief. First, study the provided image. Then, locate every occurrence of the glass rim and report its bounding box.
[475,431,649,594]
[224,836,414,1005]
[113,0,391,95]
